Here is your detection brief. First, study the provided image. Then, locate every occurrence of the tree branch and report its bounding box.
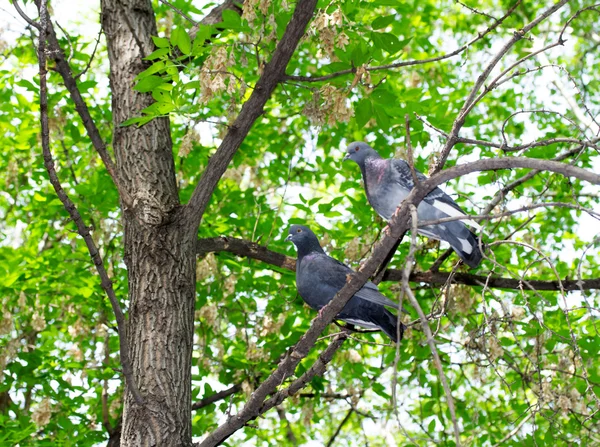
[283,0,522,83]
[184,0,318,229]
[35,0,143,405]
[196,235,600,291]
[28,1,131,204]
[433,0,571,173]
[325,407,354,447]
[192,384,241,411]
[198,331,348,446]
[195,132,600,447]
[190,0,241,30]
[194,151,599,444]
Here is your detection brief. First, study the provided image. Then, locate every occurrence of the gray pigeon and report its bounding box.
[286,224,403,342]
[344,141,483,268]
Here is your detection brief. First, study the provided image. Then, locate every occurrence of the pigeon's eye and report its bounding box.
[296,229,302,233]
[355,147,359,152]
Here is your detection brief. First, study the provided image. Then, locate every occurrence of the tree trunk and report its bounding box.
[100,0,196,445]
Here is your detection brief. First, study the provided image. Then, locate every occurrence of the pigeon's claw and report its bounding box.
[383,225,392,236]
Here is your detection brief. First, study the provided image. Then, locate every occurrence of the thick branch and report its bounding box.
[198,332,348,446]
[184,0,318,228]
[196,170,421,446]
[194,152,599,445]
[427,156,600,186]
[196,237,600,291]
[325,408,354,447]
[257,332,347,415]
[35,0,143,405]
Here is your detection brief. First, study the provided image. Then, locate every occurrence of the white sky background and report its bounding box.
[1,1,599,446]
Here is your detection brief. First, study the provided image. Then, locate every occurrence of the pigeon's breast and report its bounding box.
[296,254,332,310]
[365,159,408,220]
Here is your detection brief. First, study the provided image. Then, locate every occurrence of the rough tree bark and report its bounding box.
[101,0,195,445]
[97,0,319,444]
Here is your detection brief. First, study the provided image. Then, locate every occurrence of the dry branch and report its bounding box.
[35,0,143,405]
[22,0,129,202]
[198,331,348,446]
[196,152,599,444]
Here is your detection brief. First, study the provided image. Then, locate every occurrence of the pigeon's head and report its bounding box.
[343,141,380,166]
[285,225,322,252]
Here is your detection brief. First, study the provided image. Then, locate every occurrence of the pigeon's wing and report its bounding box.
[318,255,401,310]
[356,281,401,310]
[390,159,481,230]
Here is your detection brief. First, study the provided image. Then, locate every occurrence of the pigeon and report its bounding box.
[343,141,483,268]
[286,224,403,342]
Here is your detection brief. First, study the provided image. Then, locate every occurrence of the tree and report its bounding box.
[1,0,599,445]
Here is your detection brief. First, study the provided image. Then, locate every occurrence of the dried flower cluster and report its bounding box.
[31,310,46,332]
[0,309,12,335]
[344,236,361,259]
[259,313,285,336]
[487,336,503,361]
[312,8,348,58]
[109,397,121,419]
[0,338,18,377]
[196,253,217,281]
[451,284,475,314]
[198,303,219,329]
[178,128,200,158]
[198,46,237,104]
[31,398,53,428]
[303,85,353,126]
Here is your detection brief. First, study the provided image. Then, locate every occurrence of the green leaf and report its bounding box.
[144,47,170,60]
[171,28,192,55]
[355,98,373,129]
[135,61,166,80]
[371,31,402,54]
[222,9,242,29]
[152,36,170,48]
[371,15,395,30]
[134,75,166,93]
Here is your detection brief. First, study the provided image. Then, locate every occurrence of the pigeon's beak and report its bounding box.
[285,234,293,242]
[343,153,351,162]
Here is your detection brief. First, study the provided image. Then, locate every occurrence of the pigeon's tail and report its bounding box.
[445,225,483,268]
[374,309,404,343]
[421,221,483,269]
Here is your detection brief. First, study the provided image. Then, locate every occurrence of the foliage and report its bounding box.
[1,0,599,445]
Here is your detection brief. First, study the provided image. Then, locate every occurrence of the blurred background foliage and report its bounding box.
[0,0,599,445]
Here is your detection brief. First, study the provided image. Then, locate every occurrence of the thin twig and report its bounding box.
[403,280,461,444]
[405,114,420,187]
[284,0,522,82]
[433,0,570,173]
[75,27,103,79]
[158,0,198,25]
[196,236,600,291]
[29,4,130,204]
[13,0,41,29]
[326,408,354,447]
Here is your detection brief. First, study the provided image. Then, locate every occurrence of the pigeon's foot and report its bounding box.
[383,225,391,236]
[318,307,326,319]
